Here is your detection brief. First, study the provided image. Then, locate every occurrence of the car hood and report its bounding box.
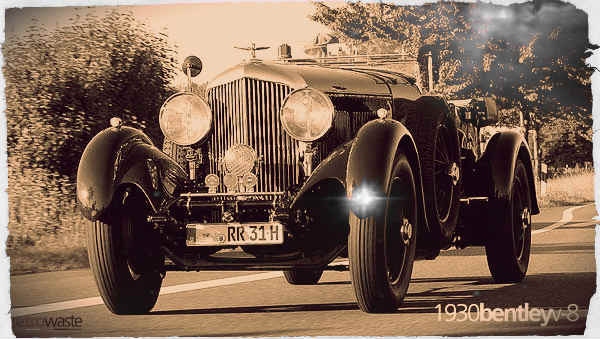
[207,60,420,99]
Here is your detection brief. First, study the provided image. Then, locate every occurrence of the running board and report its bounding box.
[324,263,349,271]
[459,197,489,205]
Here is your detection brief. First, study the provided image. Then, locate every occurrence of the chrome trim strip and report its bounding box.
[180,192,285,198]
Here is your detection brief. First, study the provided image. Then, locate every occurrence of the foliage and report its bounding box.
[4,10,178,180]
[4,10,178,247]
[8,244,89,275]
[311,0,596,166]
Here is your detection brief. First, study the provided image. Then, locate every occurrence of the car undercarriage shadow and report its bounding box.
[150,302,359,315]
[184,328,330,337]
[150,272,594,316]
[440,239,595,256]
[397,272,595,314]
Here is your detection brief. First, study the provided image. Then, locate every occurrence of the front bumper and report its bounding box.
[149,189,347,271]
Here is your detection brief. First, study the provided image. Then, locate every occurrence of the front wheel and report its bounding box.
[348,154,418,313]
[405,98,461,245]
[86,190,164,314]
[485,159,532,283]
[283,269,323,285]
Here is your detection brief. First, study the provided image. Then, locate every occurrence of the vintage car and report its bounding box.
[77,46,539,314]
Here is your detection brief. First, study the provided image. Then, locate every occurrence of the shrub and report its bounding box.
[4,10,177,265]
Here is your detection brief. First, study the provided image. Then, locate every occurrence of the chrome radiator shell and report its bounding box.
[207,78,298,192]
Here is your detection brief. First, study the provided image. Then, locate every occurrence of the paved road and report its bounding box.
[9,204,598,337]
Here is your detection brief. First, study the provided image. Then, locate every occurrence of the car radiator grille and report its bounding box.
[207,78,299,193]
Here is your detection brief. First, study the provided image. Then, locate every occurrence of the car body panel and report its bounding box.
[290,140,353,209]
[207,60,420,99]
[345,119,430,236]
[478,130,540,214]
[77,126,186,221]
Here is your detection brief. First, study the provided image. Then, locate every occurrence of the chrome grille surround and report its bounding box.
[207,79,392,194]
[207,78,298,193]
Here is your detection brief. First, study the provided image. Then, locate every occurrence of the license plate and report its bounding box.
[186,222,284,246]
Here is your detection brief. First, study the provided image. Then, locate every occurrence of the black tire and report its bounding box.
[485,160,532,283]
[348,154,418,313]
[86,191,164,314]
[406,97,461,245]
[283,269,324,285]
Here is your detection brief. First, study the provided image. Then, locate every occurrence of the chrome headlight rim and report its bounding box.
[159,92,213,146]
[280,87,335,142]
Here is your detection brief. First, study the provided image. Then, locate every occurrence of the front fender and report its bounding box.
[477,131,539,214]
[345,119,429,232]
[290,140,352,209]
[76,126,187,221]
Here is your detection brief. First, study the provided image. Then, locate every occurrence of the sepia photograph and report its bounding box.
[3,0,598,336]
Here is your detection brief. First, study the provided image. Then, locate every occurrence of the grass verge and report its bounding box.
[8,230,89,275]
[8,245,89,275]
[538,171,594,208]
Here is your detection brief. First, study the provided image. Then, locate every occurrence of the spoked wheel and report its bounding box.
[406,98,461,245]
[283,269,324,285]
[348,154,418,313]
[485,160,532,283]
[432,124,458,223]
[87,189,164,314]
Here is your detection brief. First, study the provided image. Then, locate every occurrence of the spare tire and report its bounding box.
[405,97,461,247]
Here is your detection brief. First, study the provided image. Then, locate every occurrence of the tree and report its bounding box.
[3,10,178,243]
[310,0,596,168]
[310,1,471,94]
[4,10,178,180]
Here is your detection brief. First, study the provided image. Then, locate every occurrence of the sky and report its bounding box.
[5,2,333,84]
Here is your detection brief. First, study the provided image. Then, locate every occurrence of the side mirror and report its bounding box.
[471,97,498,127]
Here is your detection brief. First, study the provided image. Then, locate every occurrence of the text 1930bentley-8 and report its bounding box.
[77,44,539,314]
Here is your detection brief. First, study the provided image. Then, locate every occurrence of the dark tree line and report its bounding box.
[4,10,178,240]
[311,0,596,167]
[4,10,178,181]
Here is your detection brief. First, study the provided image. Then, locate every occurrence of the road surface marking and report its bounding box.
[532,204,594,235]
[11,271,283,317]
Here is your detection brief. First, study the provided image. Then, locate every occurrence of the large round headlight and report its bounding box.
[280,88,335,142]
[159,92,212,146]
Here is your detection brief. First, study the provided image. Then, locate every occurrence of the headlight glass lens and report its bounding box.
[159,93,212,146]
[280,88,335,141]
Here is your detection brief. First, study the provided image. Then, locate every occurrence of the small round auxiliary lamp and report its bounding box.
[110,117,123,128]
[377,108,389,119]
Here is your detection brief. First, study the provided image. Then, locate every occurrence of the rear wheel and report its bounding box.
[283,269,324,285]
[348,154,418,313]
[485,159,532,283]
[86,190,164,314]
